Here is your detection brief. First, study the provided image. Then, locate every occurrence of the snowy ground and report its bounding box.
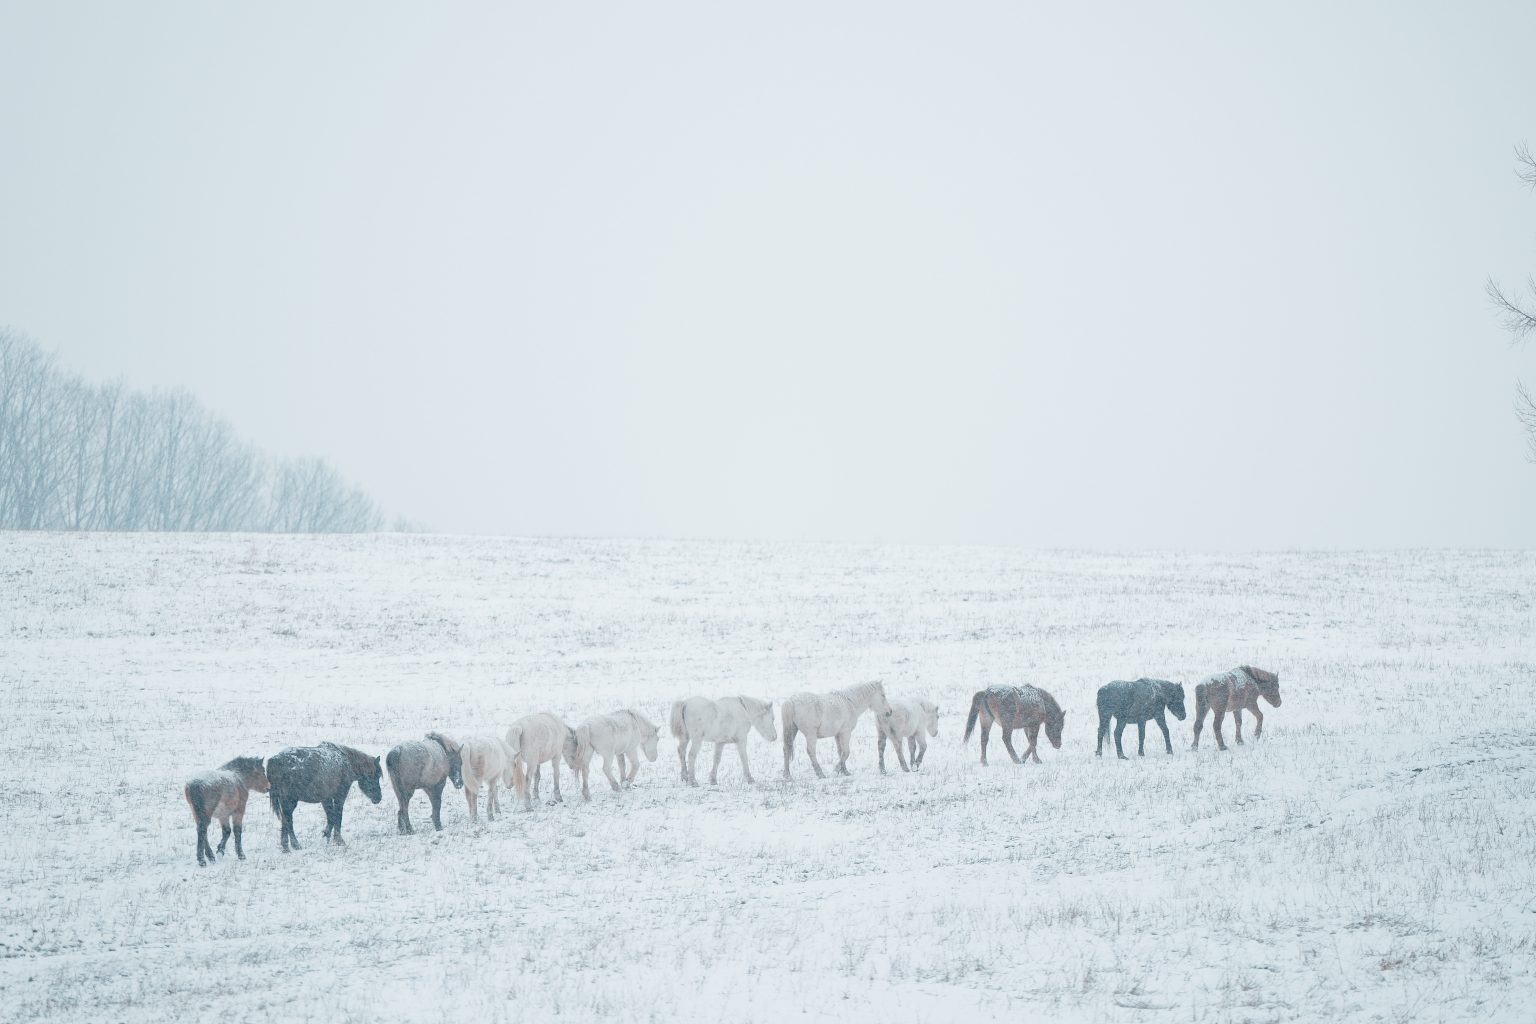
[1,534,1533,1023]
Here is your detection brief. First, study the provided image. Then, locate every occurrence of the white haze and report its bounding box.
[2,2,1535,545]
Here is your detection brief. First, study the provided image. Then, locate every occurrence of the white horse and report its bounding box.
[781,680,892,778]
[874,698,939,773]
[567,709,660,800]
[505,713,572,810]
[458,733,515,822]
[670,695,777,785]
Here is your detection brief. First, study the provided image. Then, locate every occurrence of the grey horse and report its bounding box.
[267,742,383,851]
[1095,679,1186,759]
[385,732,464,833]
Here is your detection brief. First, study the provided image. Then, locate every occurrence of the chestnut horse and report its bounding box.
[1191,666,1281,751]
[184,756,269,866]
[963,685,1065,766]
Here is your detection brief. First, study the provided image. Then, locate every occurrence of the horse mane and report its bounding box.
[737,695,770,715]
[835,680,884,702]
[1034,687,1064,726]
[323,742,379,778]
[1241,666,1278,687]
[425,731,459,755]
[220,755,264,776]
[621,709,657,737]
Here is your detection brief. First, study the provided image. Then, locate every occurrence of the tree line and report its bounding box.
[0,329,384,532]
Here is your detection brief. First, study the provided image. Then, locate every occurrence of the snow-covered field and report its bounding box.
[1,534,1533,1023]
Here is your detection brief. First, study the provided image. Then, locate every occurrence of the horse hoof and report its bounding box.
[1118,755,1128,761]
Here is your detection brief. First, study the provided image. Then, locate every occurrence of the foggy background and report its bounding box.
[3,1,1534,546]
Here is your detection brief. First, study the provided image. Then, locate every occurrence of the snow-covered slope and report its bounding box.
[1,534,1532,1022]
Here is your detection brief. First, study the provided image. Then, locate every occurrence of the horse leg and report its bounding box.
[1252,704,1264,740]
[217,816,232,856]
[1114,719,1129,760]
[1191,705,1206,750]
[428,781,445,831]
[195,815,211,866]
[782,720,798,779]
[329,798,346,846]
[804,735,827,779]
[233,807,246,860]
[1136,721,1147,756]
[1233,707,1245,745]
[911,735,925,769]
[1096,712,1110,757]
[549,758,564,805]
[1213,708,1228,751]
[602,753,622,793]
[531,763,542,802]
[282,798,300,851]
[710,742,726,785]
[1156,711,1173,754]
[1025,722,1042,764]
[980,720,991,766]
[466,782,480,823]
[834,730,852,776]
[687,738,704,788]
[892,731,910,773]
[624,749,641,785]
[1001,727,1023,764]
[877,729,888,774]
[678,731,690,781]
[735,740,755,784]
[487,777,499,821]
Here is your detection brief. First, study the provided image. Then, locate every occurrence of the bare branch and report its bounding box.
[1517,142,1536,190]
[1518,380,1536,463]
[1487,276,1536,344]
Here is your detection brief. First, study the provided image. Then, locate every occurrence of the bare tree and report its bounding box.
[1488,143,1536,460]
[0,328,389,532]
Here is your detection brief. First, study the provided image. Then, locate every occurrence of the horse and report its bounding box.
[266,742,383,851]
[457,733,515,822]
[670,695,777,785]
[874,698,939,773]
[506,713,572,810]
[385,732,464,833]
[1095,679,1186,759]
[1192,666,1282,751]
[781,680,892,779]
[567,709,660,800]
[962,684,1065,766]
[184,756,269,866]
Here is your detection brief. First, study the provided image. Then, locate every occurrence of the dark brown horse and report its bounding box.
[962,685,1065,765]
[1191,666,1281,751]
[184,756,269,866]
[267,742,383,851]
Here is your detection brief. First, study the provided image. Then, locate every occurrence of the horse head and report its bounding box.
[750,698,778,741]
[359,755,384,804]
[1162,681,1188,721]
[639,724,660,763]
[921,701,940,738]
[224,756,271,793]
[1247,667,1282,707]
[1045,709,1065,749]
[869,681,893,720]
[564,727,589,770]
[428,732,465,790]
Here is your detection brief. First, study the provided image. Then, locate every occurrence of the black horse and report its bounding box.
[1095,679,1186,759]
[267,742,383,851]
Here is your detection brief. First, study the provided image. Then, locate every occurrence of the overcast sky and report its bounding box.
[3,2,1535,546]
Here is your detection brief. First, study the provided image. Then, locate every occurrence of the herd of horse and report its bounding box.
[182,665,1281,866]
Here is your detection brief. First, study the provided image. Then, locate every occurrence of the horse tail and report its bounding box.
[670,700,686,740]
[1195,682,1209,719]
[385,747,407,802]
[268,783,283,820]
[184,781,209,826]
[780,699,799,749]
[963,691,984,743]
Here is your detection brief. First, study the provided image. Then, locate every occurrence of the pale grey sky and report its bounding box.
[3,1,1535,546]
